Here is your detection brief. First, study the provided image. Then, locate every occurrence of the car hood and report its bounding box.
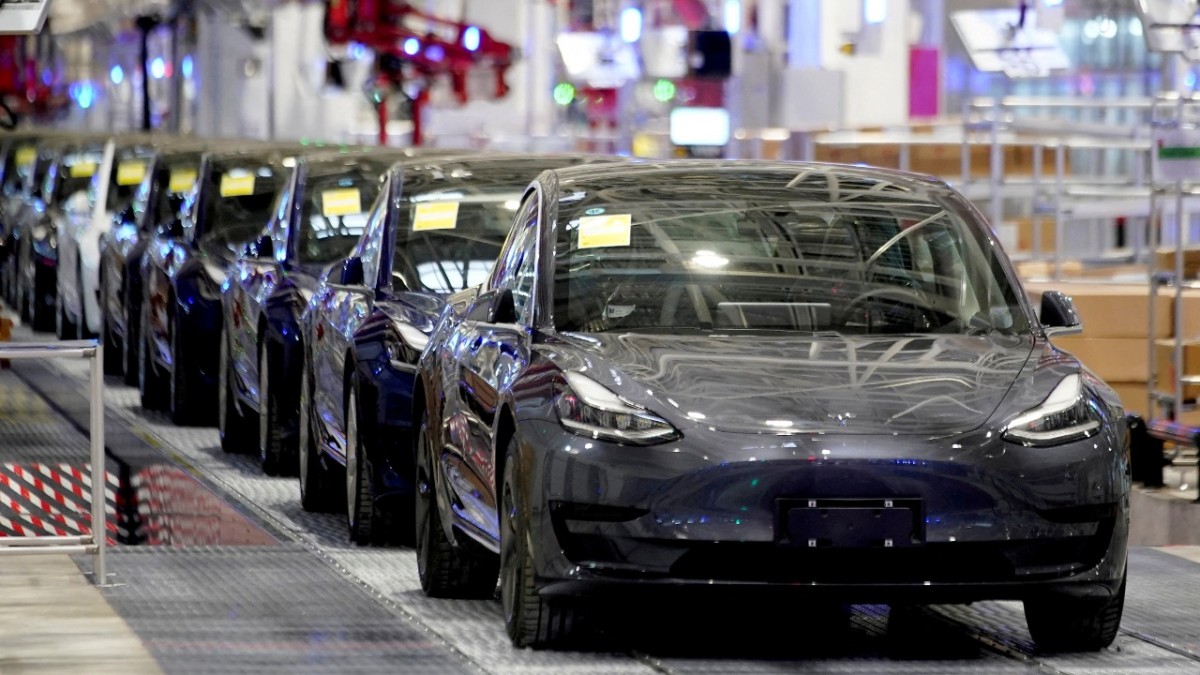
[547,331,1036,436]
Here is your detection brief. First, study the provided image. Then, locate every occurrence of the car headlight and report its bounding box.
[1003,374,1102,447]
[554,371,680,445]
[385,322,430,366]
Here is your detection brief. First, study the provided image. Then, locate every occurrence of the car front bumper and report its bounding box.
[521,419,1130,601]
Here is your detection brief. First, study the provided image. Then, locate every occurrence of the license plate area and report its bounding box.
[778,498,924,548]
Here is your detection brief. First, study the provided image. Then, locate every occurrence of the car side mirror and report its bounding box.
[339,256,365,286]
[1040,291,1082,336]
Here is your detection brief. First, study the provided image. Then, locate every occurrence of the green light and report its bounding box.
[553,82,575,106]
[653,79,675,102]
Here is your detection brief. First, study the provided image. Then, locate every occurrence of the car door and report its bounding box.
[443,195,540,543]
[231,173,295,404]
[312,181,390,458]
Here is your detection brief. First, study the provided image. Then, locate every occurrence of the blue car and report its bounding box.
[139,145,300,425]
[219,147,471,473]
[300,153,610,544]
[99,142,207,381]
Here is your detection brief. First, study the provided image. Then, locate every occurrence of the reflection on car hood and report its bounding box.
[548,332,1035,436]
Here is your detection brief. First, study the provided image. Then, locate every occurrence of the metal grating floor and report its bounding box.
[6,325,1200,674]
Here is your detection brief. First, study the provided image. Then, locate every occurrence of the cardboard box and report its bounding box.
[1051,336,1149,383]
[1023,281,1170,339]
[1154,340,1200,400]
[1015,260,1085,279]
[1108,383,1151,416]
[1154,248,1200,281]
[1014,218,1056,253]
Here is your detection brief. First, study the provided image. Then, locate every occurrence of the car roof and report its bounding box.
[546,159,950,192]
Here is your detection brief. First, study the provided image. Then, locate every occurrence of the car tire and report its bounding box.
[1024,573,1126,652]
[100,272,123,376]
[299,363,337,512]
[258,338,296,476]
[138,302,167,411]
[122,285,140,386]
[29,268,54,332]
[56,296,77,340]
[219,326,256,453]
[345,378,379,544]
[169,313,201,426]
[501,436,582,648]
[415,416,499,598]
[78,266,97,340]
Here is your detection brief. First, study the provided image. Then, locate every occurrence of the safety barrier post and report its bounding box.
[0,340,110,585]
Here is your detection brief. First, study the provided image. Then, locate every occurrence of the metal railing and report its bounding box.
[0,339,108,584]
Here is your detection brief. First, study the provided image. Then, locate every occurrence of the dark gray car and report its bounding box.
[414,161,1130,651]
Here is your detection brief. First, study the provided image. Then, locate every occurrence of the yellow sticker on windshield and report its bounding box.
[220,173,256,197]
[413,201,459,231]
[116,161,147,186]
[321,188,362,217]
[69,162,97,178]
[577,213,632,249]
[14,146,35,168]
[169,169,197,193]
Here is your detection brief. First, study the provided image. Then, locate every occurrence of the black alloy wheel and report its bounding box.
[78,263,97,340]
[138,301,168,411]
[28,266,54,332]
[122,282,140,386]
[169,312,203,426]
[56,294,77,340]
[345,376,378,544]
[501,436,582,648]
[100,271,123,376]
[1024,570,1126,652]
[414,415,498,598]
[299,363,337,512]
[258,337,295,476]
[218,324,256,453]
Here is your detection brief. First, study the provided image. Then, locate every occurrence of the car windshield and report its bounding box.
[298,165,388,266]
[53,149,104,204]
[198,158,287,247]
[389,158,597,296]
[102,150,152,211]
[552,168,1030,336]
[154,154,203,231]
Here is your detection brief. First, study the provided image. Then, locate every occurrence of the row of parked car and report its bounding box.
[0,128,1129,650]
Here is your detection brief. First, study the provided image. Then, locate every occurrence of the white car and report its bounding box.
[57,138,155,338]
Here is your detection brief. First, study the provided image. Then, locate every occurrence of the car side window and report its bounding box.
[490,194,539,322]
[269,178,293,263]
[357,188,388,287]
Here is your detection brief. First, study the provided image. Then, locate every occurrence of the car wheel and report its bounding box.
[29,268,54,332]
[122,286,140,386]
[1024,572,1126,652]
[258,338,295,476]
[415,415,499,598]
[169,314,200,426]
[345,379,379,544]
[219,326,256,453]
[138,302,167,411]
[100,272,123,376]
[56,296,77,340]
[299,363,336,512]
[500,436,581,648]
[78,266,96,339]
